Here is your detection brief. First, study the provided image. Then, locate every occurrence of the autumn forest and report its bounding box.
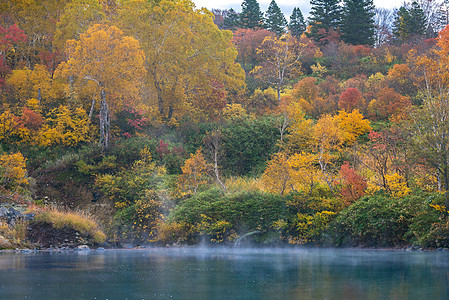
[1,0,449,249]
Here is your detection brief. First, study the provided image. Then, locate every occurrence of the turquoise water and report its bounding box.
[0,247,448,299]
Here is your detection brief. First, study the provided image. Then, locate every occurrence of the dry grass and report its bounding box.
[225,176,265,194]
[0,234,12,249]
[0,219,27,248]
[32,206,106,244]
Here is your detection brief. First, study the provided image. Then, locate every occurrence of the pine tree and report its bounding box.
[341,0,375,46]
[308,0,343,45]
[289,7,306,39]
[240,0,264,29]
[264,0,287,35]
[223,8,240,30]
[408,1,427,36]
[393,2,427,42]
[392,6,411,41]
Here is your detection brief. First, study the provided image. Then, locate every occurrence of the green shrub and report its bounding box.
[330,192,444,247]
[111,190,164,242]
[221,116,280,176]
[167,188,288,243]
[331,194,411,247]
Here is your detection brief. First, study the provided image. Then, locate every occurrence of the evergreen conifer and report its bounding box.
[341,0,375,45]
[289,7,306,39]
[223,8,240,30]
[308,0,343,45]
[393,1,427,42]
[240,0,264,29]
[264,0,287,35]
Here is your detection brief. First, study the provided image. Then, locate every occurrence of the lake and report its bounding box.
[0,247,448,299]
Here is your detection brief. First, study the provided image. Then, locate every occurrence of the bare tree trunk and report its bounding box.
[99,89,110,149]
[88,97,96,122]
[205,130,226,191]
[278,112,288,148]
[37,87,42,104]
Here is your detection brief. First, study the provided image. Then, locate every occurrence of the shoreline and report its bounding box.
[2,244,449,254]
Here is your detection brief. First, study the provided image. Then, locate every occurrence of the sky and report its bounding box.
[192,0,400,19]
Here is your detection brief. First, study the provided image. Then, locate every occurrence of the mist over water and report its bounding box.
[0,247,448,299]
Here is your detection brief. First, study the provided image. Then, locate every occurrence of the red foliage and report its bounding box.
[20,107,44,131]
[338,87,363,111]
[339,161,367,205]
[232,28,273,71]
[156,140,170,158]
[0,23,27,82]
[370,87,411,120]
[353,45,371,57]
[0,24,27,50]
[38,50,64,75]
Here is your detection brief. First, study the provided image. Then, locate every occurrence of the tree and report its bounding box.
[341,0,375,46]
[312,114,343,193]
[213,8,240,30]
[117,0,244,122]
[408,25,449,206]
[335,109,371,146]
[232,28,272,74]
[0,0,70,67]
[264,0,287,35]
[0,23,27,86]
[252,34,308,102]
[262,151,318,195]
[223,8,240,30]
[6,64,64,107]
[38,105,89,147]
[338,87,365,111]
[289,7,306,39]
[180,148,210,194]
[308,0,343,45]
[374,8,394,47]
[409,1,428,36]
[57,24,146,148]
[0,152,28,192]
[262,152,292,195]
[368,87,411,120]
[240,0,264,29]
[53,0,105,50]
[393,2,427,42]
[338,161,367,205]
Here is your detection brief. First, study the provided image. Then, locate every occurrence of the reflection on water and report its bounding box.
[0,248,448,299]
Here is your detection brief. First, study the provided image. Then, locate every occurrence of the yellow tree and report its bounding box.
[262,152,292,195]
[53,0,106,50]
[180,149,211,194]
[37,106,89,147]
[262,152,318,195]
[288,152,318,195]
[57,24,145,148]
[406,25,449,206]
[283,101,314,152]
[335,109,371,146]
[0,152,28,192]
[313,114,343,193]
[6,64,65,107]
[117,0,245,122]
[252,34,309,102]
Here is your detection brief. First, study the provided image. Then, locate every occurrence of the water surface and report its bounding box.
[0,247,448,299]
